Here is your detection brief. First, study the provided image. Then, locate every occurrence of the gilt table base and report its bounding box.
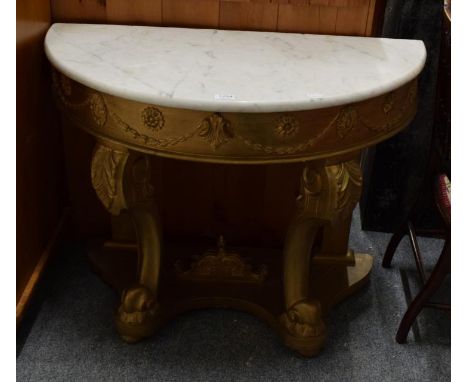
[88,241,372,357]
[85,138,370,357]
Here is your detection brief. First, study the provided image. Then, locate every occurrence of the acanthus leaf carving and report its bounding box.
[89,93,108,127]
[335,106,358,138]
[332,160,362,221]
[91,144,129,215]
[198,113,233,150]
[299,160,362,222]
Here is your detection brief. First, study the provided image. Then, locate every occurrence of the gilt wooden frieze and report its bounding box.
[53,70,418,164]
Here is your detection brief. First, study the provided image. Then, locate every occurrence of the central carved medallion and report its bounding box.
[198,113,233,150]
[175,236,268,283]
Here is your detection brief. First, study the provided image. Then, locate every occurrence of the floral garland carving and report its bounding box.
[52,71,89,111]
[236,115,334,155]
[360,81,417,133]
[53,71,418,156]
[53,70,108,126]
[110,111,196,148]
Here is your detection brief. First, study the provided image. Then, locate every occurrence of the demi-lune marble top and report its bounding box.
[45,23,426,113]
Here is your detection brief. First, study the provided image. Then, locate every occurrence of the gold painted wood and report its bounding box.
[54,65,417,356]
[91,140,163,342]
[281,159,362,356]
[88,243,374,353]
[53,70,417,165]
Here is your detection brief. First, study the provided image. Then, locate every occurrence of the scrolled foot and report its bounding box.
[115,285,159,343]
[280,299,327,357]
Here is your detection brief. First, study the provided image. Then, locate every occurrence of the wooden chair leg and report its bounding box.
[395,239,451,343]
[382,222,407,268]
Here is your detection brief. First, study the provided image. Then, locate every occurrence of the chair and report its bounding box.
[382,2,451,344]
[382,174,450,343]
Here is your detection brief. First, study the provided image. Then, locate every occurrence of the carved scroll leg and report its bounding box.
[315,154,361,264]
[280,160,362,357]
[281,216,327,357]
[91,140,162,343]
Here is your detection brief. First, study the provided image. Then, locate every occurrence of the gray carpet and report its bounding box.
[16,209,450,381]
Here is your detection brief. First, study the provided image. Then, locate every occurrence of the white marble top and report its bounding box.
[45,23,426,113]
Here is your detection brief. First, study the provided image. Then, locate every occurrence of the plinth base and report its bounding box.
[88,241,372,356]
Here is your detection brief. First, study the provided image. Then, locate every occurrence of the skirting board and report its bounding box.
[16,209,70,326]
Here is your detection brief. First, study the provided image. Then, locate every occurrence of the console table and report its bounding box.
[45,23,426,356]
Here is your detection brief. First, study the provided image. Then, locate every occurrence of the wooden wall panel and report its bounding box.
[328,0,350,6]
[107,0,162,25]
[318,6,338,34]
[17,0,66,313]
[277,3,320,33]
[162,0,220,28]
[50,0,382,37]
[335,5,369,35]
[61,121,110,240]
[51,0,107,23]
[219,0,278,31]
[274,0,371,35]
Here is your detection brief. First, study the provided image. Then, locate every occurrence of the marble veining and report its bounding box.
[45,23,426,113]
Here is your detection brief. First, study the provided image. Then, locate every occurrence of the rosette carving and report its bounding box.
[141,106,164,131]
[275,115,299,139]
